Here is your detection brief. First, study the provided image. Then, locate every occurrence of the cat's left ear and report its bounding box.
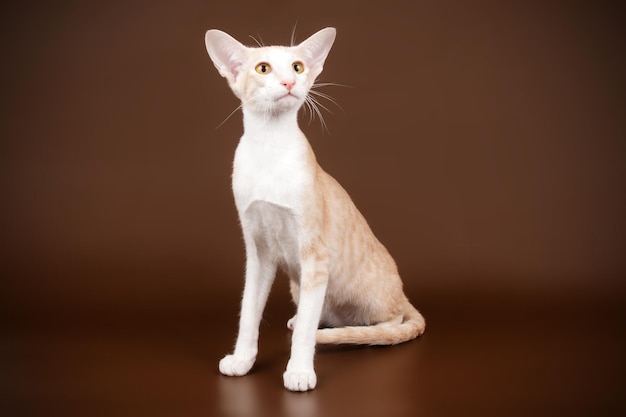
[297,27,336,78]
[205,29,248,85]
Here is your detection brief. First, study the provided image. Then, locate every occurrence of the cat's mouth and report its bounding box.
[276,92,299,101]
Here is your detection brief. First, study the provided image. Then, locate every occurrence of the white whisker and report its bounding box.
[307,94,332,115]
[215,104,242,130]
[304,95,329,134]
[290,21,299,46]
[309,90,343,111]
[301,82,349,133]
[303,97,314,125]
[313,82,352,89]
[215,93,263,130]
[249,34,264,47]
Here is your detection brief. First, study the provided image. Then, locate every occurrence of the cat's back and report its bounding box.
[315,166,399,276]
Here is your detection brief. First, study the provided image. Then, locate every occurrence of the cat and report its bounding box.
[204,27,425,392]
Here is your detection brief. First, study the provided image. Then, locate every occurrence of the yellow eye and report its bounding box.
[255,63,271,74]
[293,61,304,74]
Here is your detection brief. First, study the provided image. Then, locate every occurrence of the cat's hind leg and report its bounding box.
[286,279,299,331]
[287,316,297,331]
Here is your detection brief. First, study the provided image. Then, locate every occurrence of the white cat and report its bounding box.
[204,27,425,391]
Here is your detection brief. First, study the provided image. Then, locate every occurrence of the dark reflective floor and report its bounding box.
[3,289,624,417]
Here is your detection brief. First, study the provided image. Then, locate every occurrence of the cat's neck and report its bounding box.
[242,107,301,140]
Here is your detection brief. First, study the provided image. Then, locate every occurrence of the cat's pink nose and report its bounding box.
[281,80,295,91]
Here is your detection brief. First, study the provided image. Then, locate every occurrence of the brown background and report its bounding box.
[1,1,625,416]
[2,0,625,311]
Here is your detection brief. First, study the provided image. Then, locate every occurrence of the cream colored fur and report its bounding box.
[204,27,425,392]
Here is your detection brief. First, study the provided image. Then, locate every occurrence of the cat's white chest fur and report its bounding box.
[232,125,312,213]
[232,124,312,269]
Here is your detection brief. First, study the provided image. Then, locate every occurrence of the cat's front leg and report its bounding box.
[220,239,276,377]
[283,253,329,391]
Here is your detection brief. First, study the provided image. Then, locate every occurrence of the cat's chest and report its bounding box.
[232,134,313,211]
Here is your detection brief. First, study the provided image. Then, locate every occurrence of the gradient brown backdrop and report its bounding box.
[2,1,625,416]
[1,0,624,312]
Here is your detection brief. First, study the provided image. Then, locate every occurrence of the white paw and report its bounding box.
[283,369,317,391]
[287,315,297,331]
[219,354,255,376]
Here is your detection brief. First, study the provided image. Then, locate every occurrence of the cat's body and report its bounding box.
[205,27,425,391]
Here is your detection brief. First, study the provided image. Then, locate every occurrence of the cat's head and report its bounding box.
[204,27,336,117]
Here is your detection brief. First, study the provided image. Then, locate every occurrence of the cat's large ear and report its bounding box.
[297,27,336,78]
[204,30,248,85]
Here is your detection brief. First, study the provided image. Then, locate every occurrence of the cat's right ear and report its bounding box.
[204,30,247,85]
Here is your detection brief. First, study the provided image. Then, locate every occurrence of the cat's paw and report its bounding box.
[283,368,317,391]
[219,354,255,376]
[287,315,297,331]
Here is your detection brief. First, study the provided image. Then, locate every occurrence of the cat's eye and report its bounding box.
[255,63,271,74]
[292,61,304,74]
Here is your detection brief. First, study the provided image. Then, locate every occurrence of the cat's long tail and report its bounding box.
[315,303,426,345]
